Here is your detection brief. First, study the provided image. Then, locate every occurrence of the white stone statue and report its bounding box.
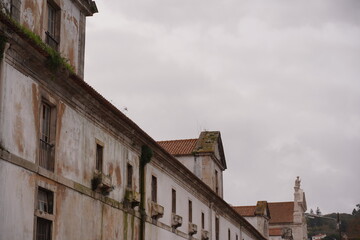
[295,176,301,189]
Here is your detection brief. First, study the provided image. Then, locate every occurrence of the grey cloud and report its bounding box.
[85,0,360,213]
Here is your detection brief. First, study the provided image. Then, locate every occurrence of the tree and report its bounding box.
[352,204,360,216]
[310,209,314,214]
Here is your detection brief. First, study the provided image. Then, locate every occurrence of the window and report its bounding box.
[36,218,52,240]
[228,228,231,240]
[171,189,176,213]
[201,212,205,229]
[10,0,20,21]
[236,234,239,240]
[39,101,55,171]
[96,144,103,172]
[215,216,220,240]
[127,163,133,188]
[38,188,54,214]
[46,1,60,49]
[188,200,192,223]
[151,175,157,202]
[35,186,54,240]
[215,170,219,194]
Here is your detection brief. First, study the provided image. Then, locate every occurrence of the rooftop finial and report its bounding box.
[295,176,301,190]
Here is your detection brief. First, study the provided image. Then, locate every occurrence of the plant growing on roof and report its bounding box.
[0,11,74,74]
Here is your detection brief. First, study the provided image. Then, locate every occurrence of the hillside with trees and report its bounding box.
[307,205,360,240]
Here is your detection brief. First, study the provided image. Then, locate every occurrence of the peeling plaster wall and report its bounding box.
[0,62,38,162]
[20,0,83,75]
[0,161,35,240]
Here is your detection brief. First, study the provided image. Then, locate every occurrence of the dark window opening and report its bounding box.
[189,200,192,222]
[38,188,54,214]
[215,170,219,194]
[96,144,103,172]
[39,102,55,171]
[36,218,52,240]
[127,163,133,188]
[46,1,60,49]
[215,217,220,240]
[151,175,157,202]
[228,228,231,240]
[201,212,205,229]
[172,189,176,213]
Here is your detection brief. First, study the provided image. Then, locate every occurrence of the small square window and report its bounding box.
[38,187,54,214]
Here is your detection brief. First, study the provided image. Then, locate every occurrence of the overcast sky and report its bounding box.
[84,0,360,214]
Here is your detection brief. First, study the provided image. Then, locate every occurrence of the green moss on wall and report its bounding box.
[0,12,74,74]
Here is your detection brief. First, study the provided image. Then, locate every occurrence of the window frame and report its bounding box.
[39,99,56,172]
[201,212,205,229]
[95,143,103,172]
[46,0,60,49]
[126,163,133,189]
[151,175,157,203]
[34,181,56,240]
[188,199,192,223]
[171,188,176,214]
[215,216,220,240]
[215,170,219,194]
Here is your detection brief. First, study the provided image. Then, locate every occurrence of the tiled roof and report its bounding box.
[268,202,294,224]
[157,139,198,155]
[233,206,256,217]
[269,228,282,236]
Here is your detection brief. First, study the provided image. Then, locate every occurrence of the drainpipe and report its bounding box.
[139,145,153,240]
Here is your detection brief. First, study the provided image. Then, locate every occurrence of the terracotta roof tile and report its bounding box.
[157,139,198,155]
[269,228,282,236]
[268,202,294,224]
[233,206,256,217]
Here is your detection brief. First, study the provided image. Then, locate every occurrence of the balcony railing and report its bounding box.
[39,139,54,171]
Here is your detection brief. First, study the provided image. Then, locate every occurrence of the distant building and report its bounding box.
[268,177,308,240]
[312,234,327,240]
[233,177,308,240]
[233,201,271,239]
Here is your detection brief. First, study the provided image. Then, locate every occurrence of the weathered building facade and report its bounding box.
[0,1,267,240]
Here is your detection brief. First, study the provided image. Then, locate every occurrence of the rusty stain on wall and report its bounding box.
[55,102,65,175]
[115,166,122,186]
[31,84,40,161]
[56,101,65,144]
[14,102,24,153]
[54,184,66,238]
[108,162,114,175]
[23,0,41,35]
